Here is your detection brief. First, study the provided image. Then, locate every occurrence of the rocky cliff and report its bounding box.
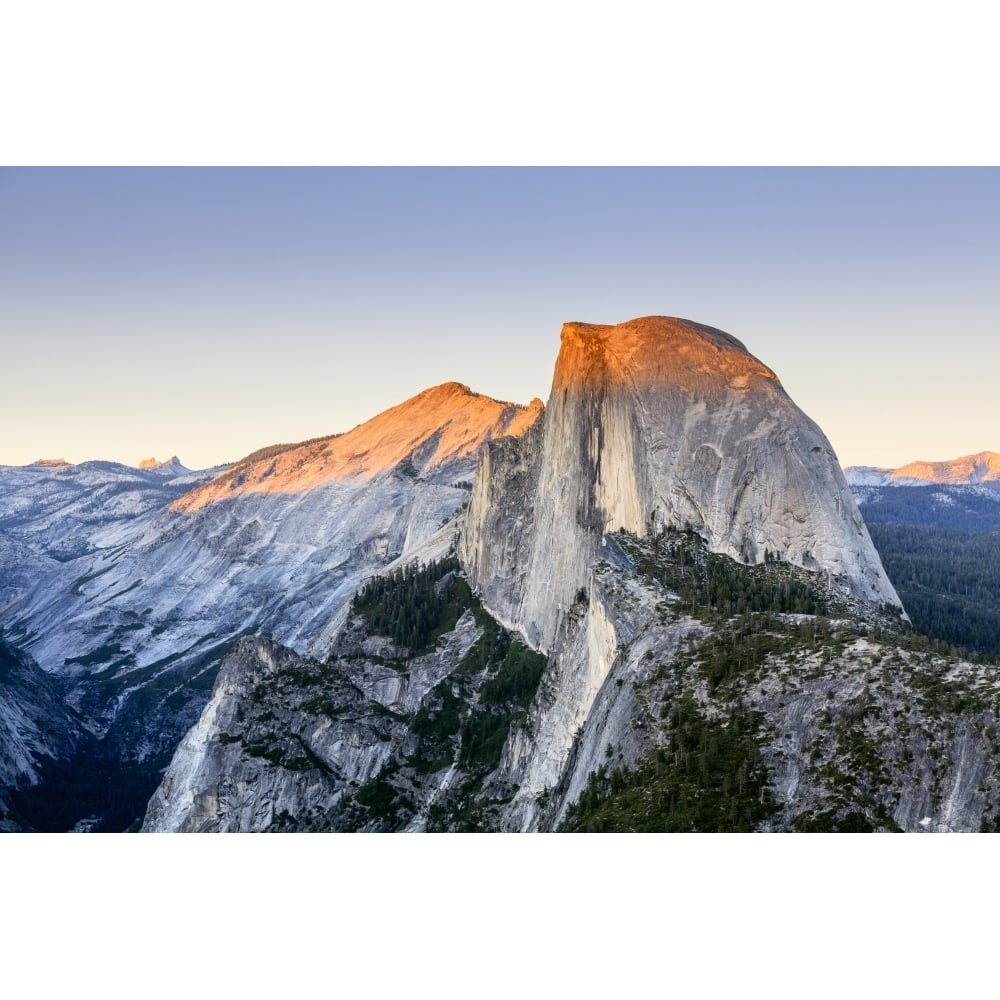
[1,384,542,830]
[1,384,543,726]
[143,561,546,833]
[458,316,902,827]
[462,317,899,651]
[0,636,83,830]
[143,526,1000,833]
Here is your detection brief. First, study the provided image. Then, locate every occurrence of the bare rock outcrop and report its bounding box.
[460,316,902,828]
[462,316,900,654]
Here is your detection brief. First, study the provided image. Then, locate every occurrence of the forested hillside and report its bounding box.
[867,524,1000,658]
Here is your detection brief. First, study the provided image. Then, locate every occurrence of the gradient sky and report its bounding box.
[2,167,997,471]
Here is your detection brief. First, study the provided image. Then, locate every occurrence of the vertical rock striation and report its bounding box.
[460,316,902,827]
[462,316,899,639]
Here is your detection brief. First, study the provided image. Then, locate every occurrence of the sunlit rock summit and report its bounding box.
[451,316,904,827]
[174,383,543,512]
[463,316,899,651]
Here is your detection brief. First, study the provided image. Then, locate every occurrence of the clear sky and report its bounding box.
[2,167,997,471]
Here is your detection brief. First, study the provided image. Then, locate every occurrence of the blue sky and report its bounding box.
[2,167,997,470]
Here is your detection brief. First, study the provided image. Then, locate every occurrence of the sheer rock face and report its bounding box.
[462,316,900,653]
[142,617,486,833]
[460,317,902,828]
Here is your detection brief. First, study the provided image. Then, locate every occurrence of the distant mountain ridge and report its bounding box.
[11,456,193,474]
[846,450,1000,487]
[848,450,1000,532]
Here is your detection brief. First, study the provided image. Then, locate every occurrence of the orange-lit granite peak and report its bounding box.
[554,316,779,393]
[893,450,1000,485]
[172,382,544,512]
[464,314,901,659]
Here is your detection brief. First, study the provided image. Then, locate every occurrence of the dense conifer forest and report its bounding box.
[851,485,1000,657]
[867,524,1000,657]
[857,484,1000,533]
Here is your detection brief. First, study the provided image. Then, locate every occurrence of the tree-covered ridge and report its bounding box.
[849,481,1000,656]
[857,484,1000,532]
[620,525,827,619]
[150,529,1000,833]
[351,555,471,657]
[561,694,775,832]
[220,557,549,832]
[553,527,1000,833]
[346,592,548,832]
